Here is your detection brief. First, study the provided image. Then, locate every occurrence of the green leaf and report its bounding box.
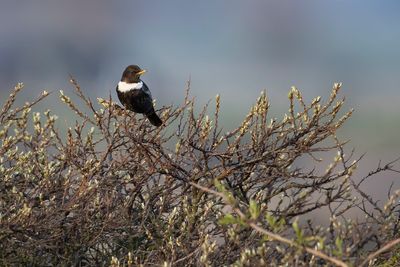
[218,214,238,225]
[214,179,226,193]
[317,237,325,250]
[249,199,260,220]
[292,220,303,241]
[266,213,277,227]
[335,237,343,256]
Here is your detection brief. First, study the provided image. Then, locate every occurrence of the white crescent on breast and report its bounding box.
[117,81,143,93]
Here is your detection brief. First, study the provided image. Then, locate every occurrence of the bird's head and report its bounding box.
[121,65,147,83]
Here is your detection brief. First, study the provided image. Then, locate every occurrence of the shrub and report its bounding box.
[0,80,399,266]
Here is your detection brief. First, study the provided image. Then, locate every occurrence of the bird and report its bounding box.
[116,65,162,127]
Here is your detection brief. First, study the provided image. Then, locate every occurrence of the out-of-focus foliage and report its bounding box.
[0,80,399,266]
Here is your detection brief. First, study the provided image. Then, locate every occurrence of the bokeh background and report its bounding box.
[1,0,399,205]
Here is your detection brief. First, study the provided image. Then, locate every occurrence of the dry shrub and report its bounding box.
[0,80,399,266]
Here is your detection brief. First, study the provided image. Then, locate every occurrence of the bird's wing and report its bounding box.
[128,89,155,114]
[141,82,153,98]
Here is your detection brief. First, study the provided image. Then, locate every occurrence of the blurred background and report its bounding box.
[0,0,399,205]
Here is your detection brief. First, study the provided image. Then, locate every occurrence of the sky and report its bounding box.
[0,0,399,202]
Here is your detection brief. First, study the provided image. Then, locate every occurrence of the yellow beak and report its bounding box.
[137,69,147,75]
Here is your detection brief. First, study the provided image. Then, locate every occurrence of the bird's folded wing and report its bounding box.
[128,89,154,114]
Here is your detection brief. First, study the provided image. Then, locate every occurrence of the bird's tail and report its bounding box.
[146,111,162,127]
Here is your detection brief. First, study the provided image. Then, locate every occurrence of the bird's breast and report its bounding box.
[117,81,143,93]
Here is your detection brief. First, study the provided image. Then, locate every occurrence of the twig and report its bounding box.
[189,181,349,267]
[360,238,400,267]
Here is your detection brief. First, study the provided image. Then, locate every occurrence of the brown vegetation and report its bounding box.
[0,80,399,266]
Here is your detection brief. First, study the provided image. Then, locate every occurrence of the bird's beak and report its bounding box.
[137,69,147,75]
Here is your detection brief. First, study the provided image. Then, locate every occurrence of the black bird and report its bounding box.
[116,65,162,127]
